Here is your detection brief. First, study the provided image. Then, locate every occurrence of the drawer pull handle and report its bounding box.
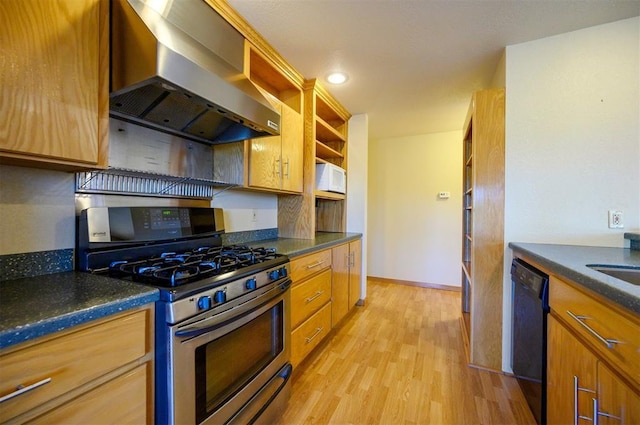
[0,377,52,404]
[305,327,324,344]
[306,260,325,270]
[566,310,620,349]
[305,291,325,303]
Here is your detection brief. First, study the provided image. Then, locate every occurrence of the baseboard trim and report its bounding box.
[367,275,461,292]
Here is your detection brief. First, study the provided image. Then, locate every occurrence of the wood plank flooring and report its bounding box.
[278,278,536,424]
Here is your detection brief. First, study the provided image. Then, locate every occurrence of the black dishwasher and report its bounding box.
[511,258,549,425]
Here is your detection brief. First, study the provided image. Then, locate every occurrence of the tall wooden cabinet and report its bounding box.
[460,88,505,371]
[0,0,109,171]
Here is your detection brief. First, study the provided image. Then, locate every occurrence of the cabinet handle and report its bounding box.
[275,158,281,177]
[306,260,325,270]
[593,397,622,424]
[574,376,596,424]
[283,158,290,178]
[305,327,324,344]
[305,290,325,303]
[0,377,52,404]
[349,251,355,267]
[566,310,620,349]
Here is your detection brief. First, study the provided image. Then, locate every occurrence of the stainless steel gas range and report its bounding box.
[77,206,292,425]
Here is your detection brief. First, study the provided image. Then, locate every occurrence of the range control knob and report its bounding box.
[245,278,257,290]
[197,296,212,310]
[268,270,280,280]
[278,267,288,278]
[213,290,226,304]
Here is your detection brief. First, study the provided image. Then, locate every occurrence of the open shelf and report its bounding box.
[315,140,344,161]
[314,190,346,200]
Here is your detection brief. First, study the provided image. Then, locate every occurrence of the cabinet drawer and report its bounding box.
[291,302,332,367]
[550,276,640,383]
[31,364,150,425]
[291,249,332,282]
[0,309,149,422]
[291,268,332,328]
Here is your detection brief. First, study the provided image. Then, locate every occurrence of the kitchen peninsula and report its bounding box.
[510,242,640,423]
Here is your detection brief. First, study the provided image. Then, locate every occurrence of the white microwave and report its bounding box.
[316,163,346,194]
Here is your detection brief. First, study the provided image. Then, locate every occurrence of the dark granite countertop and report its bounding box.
[247,232,362,258]
[509,243,640,314]
[0,233,360,351]
[0,272,159,350]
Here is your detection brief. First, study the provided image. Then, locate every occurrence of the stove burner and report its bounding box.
[108,245,280,287]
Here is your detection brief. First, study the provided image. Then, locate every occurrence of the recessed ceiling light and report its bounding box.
[326,72,348,85]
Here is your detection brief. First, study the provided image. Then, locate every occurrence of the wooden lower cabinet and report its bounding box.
[31,364,150,425]
[547,315,598,424]
[548,315,640,425]
[597,363,640,424]
[289,239,363,367]
[0,305,154,424]
[546,272,640,425]
[331,239,362,326]
[291,268,332,328]
[291,303,332,367]
[290,249,333,368]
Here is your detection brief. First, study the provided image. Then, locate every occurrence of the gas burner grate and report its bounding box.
[108,245,281,287]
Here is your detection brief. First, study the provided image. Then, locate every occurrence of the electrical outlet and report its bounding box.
[608,210,624,229]
[251,209,258,222]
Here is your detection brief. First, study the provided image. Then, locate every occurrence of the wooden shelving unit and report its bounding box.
[278,79,351,238]
[308,79,350,232]
[460,88,505,371]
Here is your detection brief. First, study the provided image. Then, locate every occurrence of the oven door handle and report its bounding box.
[175,279,291,338]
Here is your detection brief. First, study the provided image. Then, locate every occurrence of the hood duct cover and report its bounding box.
[110,0,280,144]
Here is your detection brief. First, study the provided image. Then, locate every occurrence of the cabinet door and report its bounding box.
[597,363,640,425]
[348,239,362,309]
[280,102,303,193]
[249,101,282,190]
[0,0,104,165]
[331,243,350,326]
[31,364,150,425]
[547,315,598,425]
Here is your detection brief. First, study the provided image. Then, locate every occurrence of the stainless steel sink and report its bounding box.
[587,264,640,286]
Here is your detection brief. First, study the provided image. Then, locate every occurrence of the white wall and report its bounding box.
[502,16,640,371]
[211,191,277,232]
[368,130,462,287]
[347,114,369,299]
[0,165,76,255]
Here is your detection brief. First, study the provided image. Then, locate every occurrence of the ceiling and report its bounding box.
[227,0,640,140]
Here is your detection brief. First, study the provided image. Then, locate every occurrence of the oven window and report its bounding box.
[195,301,284,423]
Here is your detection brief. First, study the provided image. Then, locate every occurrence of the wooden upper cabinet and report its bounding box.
[213,40,304,194]
[246,42,304,193]
[0,0,109,170]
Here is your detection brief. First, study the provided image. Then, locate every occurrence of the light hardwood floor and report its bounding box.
[278,278,536,425]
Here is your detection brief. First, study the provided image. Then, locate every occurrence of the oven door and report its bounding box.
[166,280,292,425]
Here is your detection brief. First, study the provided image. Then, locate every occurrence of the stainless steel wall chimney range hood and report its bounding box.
[110,0,280,145]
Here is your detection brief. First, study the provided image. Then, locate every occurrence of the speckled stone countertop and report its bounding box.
[0,272,158,350]
[0,232,359,351]
[246,232,362,258]
[509,243,640,314]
